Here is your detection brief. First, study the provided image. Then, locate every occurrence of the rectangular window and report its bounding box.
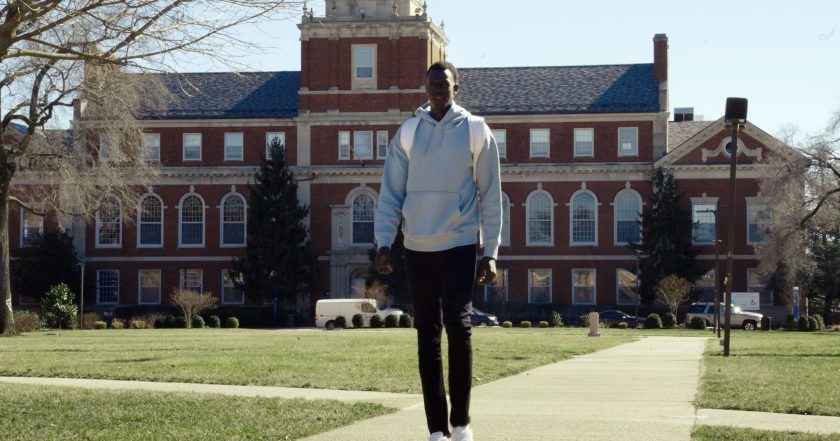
[484,268,508,303]
[266,132,286,159]
[183,133,202,161]
[352,45,376,89]
[692,203,716,244]
[748,269,773,305]
[616,269,639,305]
[181,269,203,294]
[618,127,639,156]
[693,269,716,303]
[21,210,44,247]
[501,196,510,246]
[492,129,507,158]
[138,270,162,304]
[376,131,389,159]
[142,133,161,161]
[222,270,245,304]
[354,131,373,160]
[530,129,549,158]
[99,134,112,162]
[224,132,244,161]
[572,269,596,305]
[96,270,119,304]
[747,202,772,244]
[574,128,594,157]
[338,131,351,160]
[528,269,552,304]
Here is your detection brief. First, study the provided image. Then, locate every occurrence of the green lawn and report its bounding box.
[0,327,633,393]
[693,426,840,441]
[697,331,840,416]
[0,383,391,441]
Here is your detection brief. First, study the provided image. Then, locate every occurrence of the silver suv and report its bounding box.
[685,303,763,331]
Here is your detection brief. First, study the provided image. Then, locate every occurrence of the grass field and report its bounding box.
[697,331,840,417]
[693,426,840,441]
[0,327,633,394]
[0,383,391,441]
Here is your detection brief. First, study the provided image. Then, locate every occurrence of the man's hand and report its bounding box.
[375,246,393,275]
[476,256,496,285]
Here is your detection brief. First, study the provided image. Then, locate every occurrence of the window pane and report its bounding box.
[572,193,596,244]
[530,129,549,157]
[573,269,596,304]
[617,269,638,305]
[22,210,43,247]
[352,194,375,244]
[184,134,201,160]
[266,132,285,159]
[692,204,716,243]
[574,129,594,156]
[615,192,641,243]
[97,270,119,304]
[223,196,245,245]
[183,269,203,293]
[355,48,374,79]
[354,131,373,160]
[529,269,551,304]
[181,196,204,245]
[142,133,160,161]
[748,203,771,244]
[139,270,161,304]
[225,133,243,161]
[492,129,507,158]
[97,198,121,245]
[139,196,162,246]
[223,271,244,304]
[618,128,638,155]
[484,268,508,303]
[528,193,552,244]
[377,131,389,158]
[339,132,350,159]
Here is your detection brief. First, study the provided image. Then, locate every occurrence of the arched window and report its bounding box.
[221,194,246,246]
[526,191,553,245]
[571,191,596,245]
[138,195,163,247]
[179,194,204,246]
[96,196,121,247]
[501,193,511,246]
[352,193,375,245]
[614,190,641,244]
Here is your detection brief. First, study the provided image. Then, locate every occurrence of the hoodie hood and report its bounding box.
[416,102,470,129]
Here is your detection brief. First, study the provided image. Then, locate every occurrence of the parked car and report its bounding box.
[470,307,499,327]
[598,310,644,328]
[684,302,763,331]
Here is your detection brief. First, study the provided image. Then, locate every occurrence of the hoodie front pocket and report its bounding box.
[401,191,461,238]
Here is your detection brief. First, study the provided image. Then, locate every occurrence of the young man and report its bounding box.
[374,61,503,441]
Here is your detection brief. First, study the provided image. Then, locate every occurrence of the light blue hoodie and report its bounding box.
[375,103,503,259]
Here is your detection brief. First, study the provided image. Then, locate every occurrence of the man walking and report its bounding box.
[374,60,503,441]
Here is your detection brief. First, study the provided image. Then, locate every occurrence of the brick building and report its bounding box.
[9,0,785,322]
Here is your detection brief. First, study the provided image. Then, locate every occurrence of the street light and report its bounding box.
[700,208,723,338]
[723,97,748,357]
[76,260,85,329]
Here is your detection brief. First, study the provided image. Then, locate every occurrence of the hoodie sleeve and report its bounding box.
[474,122,503,259]
[374,124,409,249]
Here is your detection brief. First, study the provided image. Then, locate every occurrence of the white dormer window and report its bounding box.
[352,44,377,90]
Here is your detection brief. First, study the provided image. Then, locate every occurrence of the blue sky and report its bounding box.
[177,1,840,139]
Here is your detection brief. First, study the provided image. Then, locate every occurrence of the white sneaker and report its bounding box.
[451,425,473,441]
[428,431,449,441]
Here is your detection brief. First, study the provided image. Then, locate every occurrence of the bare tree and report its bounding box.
[1,1,304,335]
[656,274,692,317]
[169,288,218,327]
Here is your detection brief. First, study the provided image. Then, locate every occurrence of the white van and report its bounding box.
[314,298,402,328]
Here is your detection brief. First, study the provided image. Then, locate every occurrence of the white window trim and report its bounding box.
[95,197,122,249]
[613,189,642,246]
[573,128,594,158]
[338,131,351,160]
[351,44,377,90]
[19,207,44,248]
[529,129,550,158]
[484,268,509,303]
[96,269,119,305]
[528,268,552,304]
[525,190,555,247]
[569,190,598,246]
[180,269,204,294]
[353,130,374,160]
[136,193,164,248]
[350,191,377,246]
[501,193,511,247]
[266,132,286,159]
[182,133,202,161]
[376,130,389,159]
[572,268,597,305]
[224,132,244,161]
[691,198,718,245]
[616,268,639,305]
[219,193,247,248]
[618,127,639,157]
[222,270,245,305]
[138,269,162,305]
[746,197,770,245]
[142,133,161,162]
[492,129,507,159]
[178,193,206,248]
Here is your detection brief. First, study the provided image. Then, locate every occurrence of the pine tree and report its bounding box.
[631,167,703,304]
[230,139,316,307]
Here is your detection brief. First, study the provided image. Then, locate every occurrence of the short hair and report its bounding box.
[427,60,458,84]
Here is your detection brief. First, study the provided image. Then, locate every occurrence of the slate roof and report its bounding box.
[135,63,659,119]
[458,64,660,115]
[9,121,28,135]
[668,120,715,148]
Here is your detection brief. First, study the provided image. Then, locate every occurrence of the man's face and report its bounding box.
[426,68,458,113]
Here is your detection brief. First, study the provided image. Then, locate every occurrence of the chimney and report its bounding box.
[653,33,668,82]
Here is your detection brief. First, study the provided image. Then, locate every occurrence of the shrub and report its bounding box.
[81,312,101,330]
[334,315,347,328]
[351,314,364,328]
[798,316,810,331]
[813,314,825,330]
[129,317,146,329]
[808,316,819,332]
[690,316,707,330]
[173,316,188,329]
[163,315,176,328]
[13,311,43,332]
[192,315,206,329]
[93,321,107,330]
[111,319,126,329]
[662,313,677,329]
[369,314,383,328]
[224,317,240,329]
[538,321,549,328]
[169,288,219,328]
[399,314,413,328]
[551,311,564,327]
[785,314,797,331]
[384,314,399,328]
[645,313,663,329]
[153,316,167,329]
[617,322,628,329]
[41,283,78,329]
[207,315,222,328]
[520,320,532,328]
[501,321,512,328]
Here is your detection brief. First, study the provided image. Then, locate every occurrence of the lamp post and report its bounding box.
[77,260,85,329]
[723,97,748,357]
[699,209,721,337]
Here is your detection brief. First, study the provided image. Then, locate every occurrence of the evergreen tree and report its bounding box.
[631,167,703,304]
[366,227,410,306]
[11,229,80,303]
[230,139,316,307]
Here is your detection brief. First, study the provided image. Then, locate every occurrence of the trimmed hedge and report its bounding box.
[398,314,413,328]
[352,314,364,328]
[224,317,240,329]
[334,315,347,328]
[645,313,663,329]
[369,314,383,328]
